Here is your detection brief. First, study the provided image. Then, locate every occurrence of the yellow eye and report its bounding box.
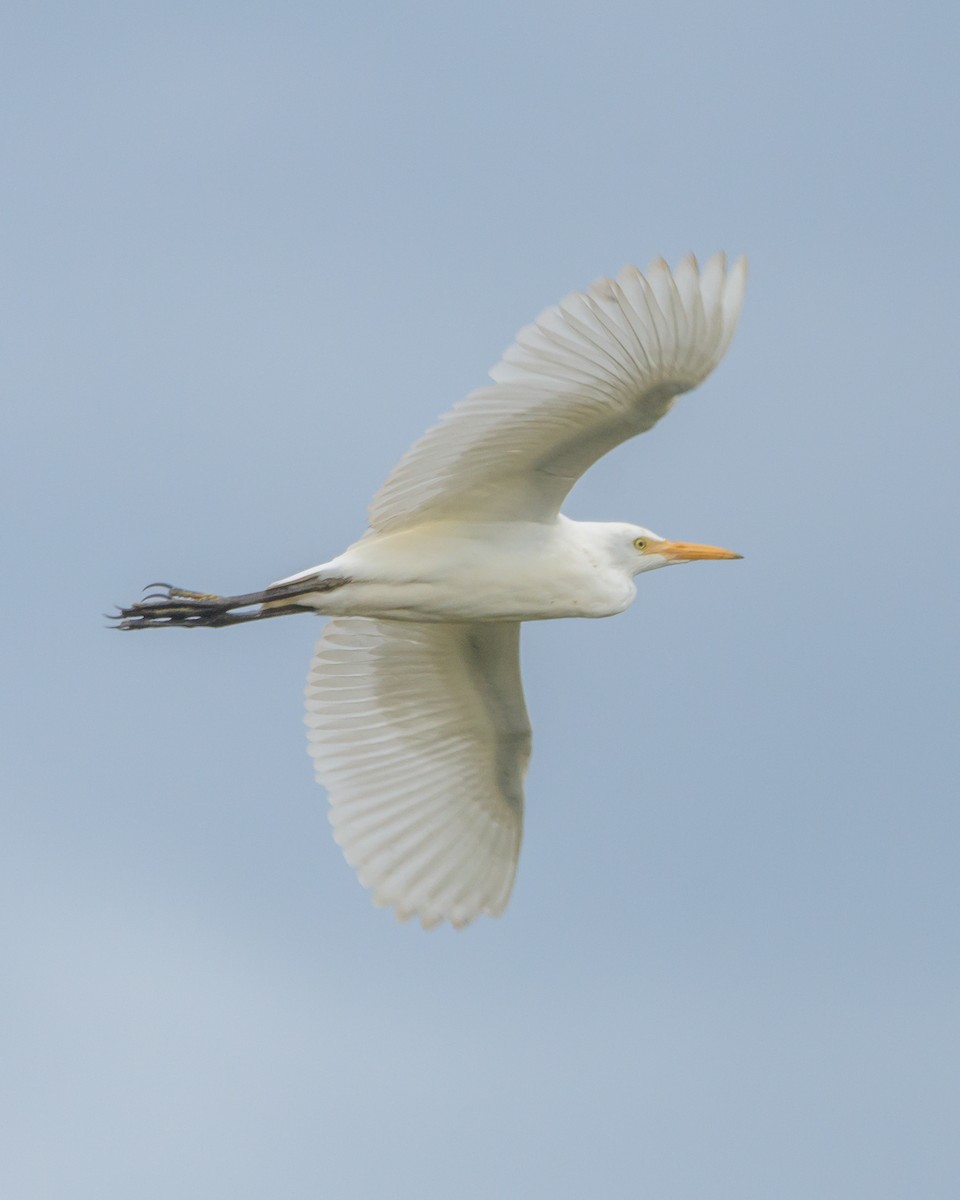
[633,537,647,551]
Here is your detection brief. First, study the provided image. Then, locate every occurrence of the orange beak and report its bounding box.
[656,540,743,562]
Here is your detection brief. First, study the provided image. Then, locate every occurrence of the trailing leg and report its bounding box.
[112,575,350,630]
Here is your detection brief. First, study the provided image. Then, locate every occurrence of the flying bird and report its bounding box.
[117,252,747,929]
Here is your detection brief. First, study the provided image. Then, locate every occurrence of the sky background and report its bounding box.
[2,2,958,1197]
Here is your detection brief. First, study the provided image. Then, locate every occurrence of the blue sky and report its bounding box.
[2,2,958,1197]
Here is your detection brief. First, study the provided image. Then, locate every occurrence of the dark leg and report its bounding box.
[111,576,350,630]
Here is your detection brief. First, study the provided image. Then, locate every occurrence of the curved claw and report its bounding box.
[142,581,173,593]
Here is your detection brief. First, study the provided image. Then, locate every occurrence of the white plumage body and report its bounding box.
[273,517,638,623]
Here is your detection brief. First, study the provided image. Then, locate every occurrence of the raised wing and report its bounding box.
[369,253,746,532]
[305,618,530,929]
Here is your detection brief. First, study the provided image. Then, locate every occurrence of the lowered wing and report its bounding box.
[305,617,530,929]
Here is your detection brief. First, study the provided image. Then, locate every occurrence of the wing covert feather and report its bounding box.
[368,253,746,531]
[305,618,530,929]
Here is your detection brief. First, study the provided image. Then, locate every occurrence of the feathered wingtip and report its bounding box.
[495,250,748,394]
[612,251,748,373]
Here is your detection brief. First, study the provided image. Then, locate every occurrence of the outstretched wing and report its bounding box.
[369,253,746,532]
[305,617,530,929]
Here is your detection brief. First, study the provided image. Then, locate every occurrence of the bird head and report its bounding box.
[626,525,742,576]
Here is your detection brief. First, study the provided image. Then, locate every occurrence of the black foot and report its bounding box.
[112,583,251,629]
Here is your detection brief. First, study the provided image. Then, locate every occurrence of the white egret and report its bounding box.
[118,252,747,929]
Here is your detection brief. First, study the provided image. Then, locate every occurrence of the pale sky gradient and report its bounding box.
[2,3,958,1197]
